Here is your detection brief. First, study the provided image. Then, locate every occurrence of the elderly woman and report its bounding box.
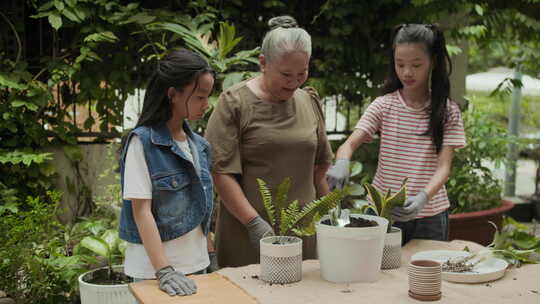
[205,15,333,267]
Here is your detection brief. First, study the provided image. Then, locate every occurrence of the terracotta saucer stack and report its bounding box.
[407,259,442,301]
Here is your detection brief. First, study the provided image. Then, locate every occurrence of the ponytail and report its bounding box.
[427,24,452,153]
[382,23,453,153]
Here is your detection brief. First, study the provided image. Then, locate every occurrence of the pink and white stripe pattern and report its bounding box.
[356,90,466,218]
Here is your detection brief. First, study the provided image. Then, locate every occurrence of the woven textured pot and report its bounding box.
[260,236,302,284]
[381,226,402,269]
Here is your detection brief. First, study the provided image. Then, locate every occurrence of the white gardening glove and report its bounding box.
[245,215,274,250]
[326,159,350,190]
[392,191,429,222]
[155,265,197,296]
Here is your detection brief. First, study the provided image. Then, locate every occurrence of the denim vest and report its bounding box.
[118,121,213,244]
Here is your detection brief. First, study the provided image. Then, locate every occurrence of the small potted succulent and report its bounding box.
[257,177,345,285]
[360,179,408,269]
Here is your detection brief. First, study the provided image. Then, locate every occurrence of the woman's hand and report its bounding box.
[245,216,274,250]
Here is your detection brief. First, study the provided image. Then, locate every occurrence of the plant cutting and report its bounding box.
[256,177,345,284]
[486,217,540,266]
[360,179,408,269]
[78,228,135,304]
[445,217,540,274]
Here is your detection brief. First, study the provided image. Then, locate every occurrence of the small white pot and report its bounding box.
[78,265,136,304]
[316,214,388,283]
[381,226,402,269]
[260,236,302,284]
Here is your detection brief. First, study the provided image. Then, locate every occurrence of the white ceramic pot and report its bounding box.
[79,265,136,304]
[381,226,402,269]
[316,214,388,283]
[260,236,302,284]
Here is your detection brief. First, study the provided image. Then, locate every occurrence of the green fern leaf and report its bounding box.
[256,178,275,227]
[274,177,291,214]
[292,212,321,236]
[287,190,345,235]
[280,200,300,235]
[278,204,290,236]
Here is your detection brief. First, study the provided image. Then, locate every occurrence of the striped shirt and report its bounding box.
[355,90,466,218]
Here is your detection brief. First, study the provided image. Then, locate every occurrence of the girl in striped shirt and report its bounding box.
[327,24,466,244]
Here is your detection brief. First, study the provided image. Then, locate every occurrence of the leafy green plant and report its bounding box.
[359,179,408,233]
[0,150,56,212]
[146,14,260,133]
[487,217,540,267]
[257,177,346,238]
[79,227,127,282]
[0,191,89,304]
[447,104,518,213]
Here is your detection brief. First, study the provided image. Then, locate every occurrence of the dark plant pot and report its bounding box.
[505,199,534,222]
[449,200,514,246]
[532,197,540,220]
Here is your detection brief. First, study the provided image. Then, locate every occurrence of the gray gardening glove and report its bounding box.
[326,159,350,190]
[155,265,197,296]
[392,190,429,222]
[207,252,219,273]
[245,215,274,250]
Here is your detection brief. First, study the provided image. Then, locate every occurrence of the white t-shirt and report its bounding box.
[122,135,209,278]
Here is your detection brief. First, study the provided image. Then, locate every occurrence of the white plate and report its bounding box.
[411,250,508,283]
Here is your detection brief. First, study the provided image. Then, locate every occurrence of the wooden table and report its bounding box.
[129,272,257,304]
[130,240,540,304]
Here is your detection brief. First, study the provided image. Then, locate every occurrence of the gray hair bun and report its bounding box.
[268,15,298,30]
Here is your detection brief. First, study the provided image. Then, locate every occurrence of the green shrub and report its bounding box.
[0,191,88,304]
[467,91,540,133]
[447,103,517,213]
[0,150,57,213]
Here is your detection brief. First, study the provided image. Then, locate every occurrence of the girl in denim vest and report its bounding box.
[119,49,215,297]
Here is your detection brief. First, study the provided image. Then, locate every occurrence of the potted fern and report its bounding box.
[361,179,408,269]
[256,177,345,285]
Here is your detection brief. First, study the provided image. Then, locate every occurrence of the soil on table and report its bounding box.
[321,217,378,227]
[84,268,131,285]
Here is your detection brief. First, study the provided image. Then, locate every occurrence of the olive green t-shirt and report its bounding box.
[205,79,333,267]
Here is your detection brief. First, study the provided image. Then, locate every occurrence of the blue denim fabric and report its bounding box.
[119,121,213,244]
[393,210,449,246]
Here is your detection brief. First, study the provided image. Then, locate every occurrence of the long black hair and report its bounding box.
[382,23,452,153]
[135,49,213,128]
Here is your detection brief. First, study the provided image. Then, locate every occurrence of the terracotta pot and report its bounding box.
[449,200,514,246]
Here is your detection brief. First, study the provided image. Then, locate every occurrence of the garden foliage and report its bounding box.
[447,103,518,213]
